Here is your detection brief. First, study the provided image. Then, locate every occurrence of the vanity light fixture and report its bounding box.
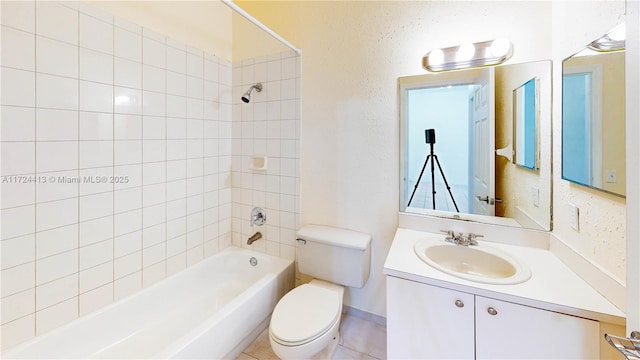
[588,23,625,52]
[422,38,513,72]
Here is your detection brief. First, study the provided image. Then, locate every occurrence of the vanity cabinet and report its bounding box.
[387,276,600,359]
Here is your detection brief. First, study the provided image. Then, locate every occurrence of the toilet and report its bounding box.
[269,225,372,360]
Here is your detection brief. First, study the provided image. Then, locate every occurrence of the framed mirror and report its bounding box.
[561,25,625,197]
[513,77,538,170]
[399,60,552,231]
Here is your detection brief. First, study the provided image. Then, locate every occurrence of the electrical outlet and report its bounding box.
[606,170,617,183]
[568,203,579,232]
[531,187,539,207]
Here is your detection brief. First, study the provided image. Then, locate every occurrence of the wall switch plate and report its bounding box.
[531,187,539,207]
[606,170,617,183]
[568,203,579,232]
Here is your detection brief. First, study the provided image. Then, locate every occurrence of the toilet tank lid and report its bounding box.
[297,225,371,250]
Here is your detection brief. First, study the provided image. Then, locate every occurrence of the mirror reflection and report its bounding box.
[400,60,552,231]
[562,33,625,197]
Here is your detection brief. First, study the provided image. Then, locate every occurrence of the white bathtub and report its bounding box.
[3,247,294,359]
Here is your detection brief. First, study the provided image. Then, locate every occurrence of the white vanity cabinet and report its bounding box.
[387,276,600,359]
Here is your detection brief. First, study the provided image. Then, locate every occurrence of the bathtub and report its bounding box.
[3,247,294,359]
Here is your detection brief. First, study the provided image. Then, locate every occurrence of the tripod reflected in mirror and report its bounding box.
[407,129,459,212]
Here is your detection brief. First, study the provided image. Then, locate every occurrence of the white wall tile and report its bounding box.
[36,36,77,78]
[36,224,78,259]
[167,47,186,74]
[79,283,113,316]
[79,192,113,222]
[142,37,165,69]
[2,68,35,107]
[79,261,112,293]
[79,14,113,54]
[143,65,166,93]
[187,77,204,100]
[79,239,112,271]
[35,297,78,336]
[2,106,35,142]
[1,234,35,270]
[113,187,142,214]
[166,252,186,277]
[1,314,35,350]
[142,116,165,140]
[142,140,166,164]
[79,48,113,84]
[142,91,166,117]
[114,27,141,62]
[1,1,35,33]
[79,141,112,169]
[114,251,141,279]
[36,141,77,173]
[204,59,219,82]
[142,162,165,185]
[114,87,142,115]
[35,2,78,45]
[1,261,34,297]
[167,140,186,161]
[35,109,77,141]
[114,230,142,258]
[114,271,141,300]
[35,249,77,285]
[167,95,186,118]
[113,114,141,140]
[1,288,35,325]
[79,112,113,141]
[114,209,142,237]
[80,81,113,113]
[186,52,203,78]
[167,118,186,139]
[166,235,185,257]
[79,167,113,196]
[76,3,113,24]
[1,176,35,209]
[36,73,77,110]
[35,170,78,203]
[167,71,186,97]
[142,242,165,267]
[167,198,186,221]
[35,273,77,311]
[142,260,165,287]
[114,140,142,166]
[114,57,142,89]
[35,197,78,233]
[113,164,141,190]
[186,99,204,119]
[2,26,35,71]
[79,216,113,247]
[142,223,165,248]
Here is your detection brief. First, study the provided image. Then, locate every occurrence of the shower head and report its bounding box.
[241,83,263,103]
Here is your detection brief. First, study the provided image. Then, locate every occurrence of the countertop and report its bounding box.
[383,228,626,325]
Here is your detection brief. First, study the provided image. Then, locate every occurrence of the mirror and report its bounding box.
[562,27,625,197]
[513,77,538,170]
[400,60,552,231]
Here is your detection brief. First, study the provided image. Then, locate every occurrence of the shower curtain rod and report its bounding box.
[221,0,302,56]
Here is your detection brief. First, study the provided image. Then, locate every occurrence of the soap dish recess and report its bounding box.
[250,155,268,170]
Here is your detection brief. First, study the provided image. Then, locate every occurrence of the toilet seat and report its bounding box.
[270,283,341,346]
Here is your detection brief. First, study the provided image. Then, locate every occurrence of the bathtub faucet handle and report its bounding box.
[251,207,266,227]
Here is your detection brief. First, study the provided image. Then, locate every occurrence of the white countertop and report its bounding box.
[384,228,626,325]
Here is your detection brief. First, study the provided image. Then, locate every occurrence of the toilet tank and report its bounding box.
[296,225,372,288]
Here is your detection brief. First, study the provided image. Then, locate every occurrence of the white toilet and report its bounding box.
[269,225,372,359]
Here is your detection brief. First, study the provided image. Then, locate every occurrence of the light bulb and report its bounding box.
[428,49,445,66]
[608,23,625,41]
[456,43,475,62]
[490,38,511,57]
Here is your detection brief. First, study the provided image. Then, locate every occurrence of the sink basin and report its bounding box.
[413,238,531,285]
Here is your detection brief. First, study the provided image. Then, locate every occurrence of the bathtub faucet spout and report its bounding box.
[247,231,262,245]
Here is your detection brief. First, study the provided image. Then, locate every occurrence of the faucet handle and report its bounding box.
[467,233,484,239]
[440,230,455,238]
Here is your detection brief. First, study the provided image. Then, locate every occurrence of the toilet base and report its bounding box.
[310,331,340,360]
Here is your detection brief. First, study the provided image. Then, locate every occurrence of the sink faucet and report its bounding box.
[440,230,483,246]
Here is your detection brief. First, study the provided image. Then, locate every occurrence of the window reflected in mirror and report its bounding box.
[513,77,538,170]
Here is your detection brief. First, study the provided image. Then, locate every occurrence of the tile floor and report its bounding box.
[237,313,386,360]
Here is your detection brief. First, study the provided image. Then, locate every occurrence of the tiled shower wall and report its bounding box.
[231,54,300,260]
[0,1,233,349]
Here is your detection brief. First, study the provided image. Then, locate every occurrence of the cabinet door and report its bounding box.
[475,296,600,359]
[387,277,475,359]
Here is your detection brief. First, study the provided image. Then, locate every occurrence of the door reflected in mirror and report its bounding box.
[562,40,625,197]
[399,61,552,231]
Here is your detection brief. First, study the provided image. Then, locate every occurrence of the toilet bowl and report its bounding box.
[269,280,344,359]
